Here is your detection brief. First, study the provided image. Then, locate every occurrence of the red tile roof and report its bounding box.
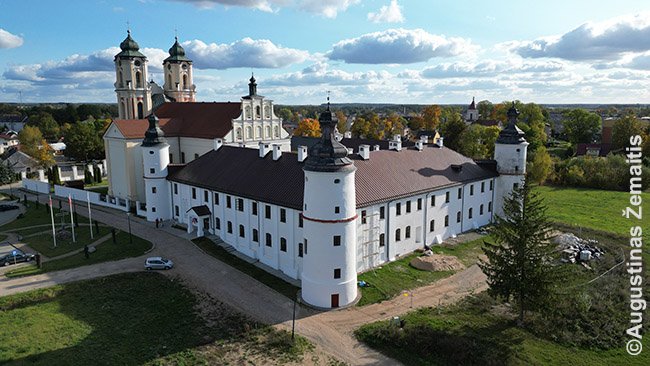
[168,145,498,210]
[111,102,242,140]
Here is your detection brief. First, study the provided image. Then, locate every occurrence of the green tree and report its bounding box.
[18,125,44,157]
[277,108,292,123]
[479,179,558,326]
[477,100,493,120]
[438,112,466,151]
[335,110,348,133]
[563,109,600,144]
[527,146,553,184]
[64,122,104,162]
[611,114,644,151]
[0,162,15,185]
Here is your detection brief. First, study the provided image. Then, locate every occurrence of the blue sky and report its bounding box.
[1,0,649,104]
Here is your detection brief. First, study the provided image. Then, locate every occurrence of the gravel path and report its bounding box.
[1,191,488,365]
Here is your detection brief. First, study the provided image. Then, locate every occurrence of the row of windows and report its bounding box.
[243,105,272,120]
[235,125,281,140]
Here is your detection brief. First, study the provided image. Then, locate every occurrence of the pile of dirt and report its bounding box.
[410,254,465,272]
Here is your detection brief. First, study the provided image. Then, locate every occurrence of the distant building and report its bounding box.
[464,97,479,123]
[1,148,39,175]
[0,114,27,133]
[0,133,19,154]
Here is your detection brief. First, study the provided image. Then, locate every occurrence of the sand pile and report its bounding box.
[410,254,465,272]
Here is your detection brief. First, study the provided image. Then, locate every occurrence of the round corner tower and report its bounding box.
[301,106,358,309]
[493,102,528,217]
[142,114,171,222]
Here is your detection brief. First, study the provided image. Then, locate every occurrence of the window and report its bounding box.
[174,206,179,216]
[149,150,154,155]
[490,180,494,191]
[256,106,261,119]
[252,229,259,242]
[445,192,450,203]
[204,190,208,202]
[333,235,341,246]
[265,233,272,247]
[304,239,308,254]
[246,126,252,139]
[468,208,473,219]
[239,225,245,238]
[274,126,280,138]
[214,193,220,205]
[457,188,462,199]
[334,268,341,279]
[252,202,257,215]
[334,179,340,184]
[513,183,519,190]
[298,243,304,257]
[395,229,401,241]
[406,201,411,213]
[280,238,287,252]
[480,204,484,215]
[150,168,155,174]
[280,208,286,223]
[405,226,411,239]
[226,196,232,208]
[380,206,385,219]
[396,203,401,216]
[215,218,221,230]
[431,195,436,207]
[335,206,340,214]
[265,205,271,219]
[456,211,461,223]
[299,215,303,228]
[417,198,422,210]
[181,152,185,163]
[169,153,173,163]
[379,233,385,247]
[151,187,156,194]
[445,215,449,227]
[236,127,242,140]
[361,210,367,224]
[481,182,485,193]
[192,188,196,199]
[151,207,156,212]
[429,219,435,232]
[470,185,474,196]
[173,184,178,195]
[488,202,493,212]
[236,198,244,212]
[194,153,199,160]
[227,221,233,234]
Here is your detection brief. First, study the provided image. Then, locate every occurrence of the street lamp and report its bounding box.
[126,212,132,244]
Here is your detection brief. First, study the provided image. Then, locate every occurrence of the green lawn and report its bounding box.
[356,293,648,366]
[0,272,314,366]
[192,237,300,300]
[534,186,649,237]
[357,236,489,306]
[5,231,152,278]
[0,204,57,231]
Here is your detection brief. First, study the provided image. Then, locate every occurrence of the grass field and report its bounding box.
[192,237,300,300]
[0,272,315,366]
[534,186,649,237]
[5,231,152,278]
[356,293,648,366]
[357,236,489,306]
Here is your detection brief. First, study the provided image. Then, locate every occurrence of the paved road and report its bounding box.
[1,191,488,365]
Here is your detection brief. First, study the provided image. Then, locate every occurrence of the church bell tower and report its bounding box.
[114,30,152,119]
[162,37,196,102]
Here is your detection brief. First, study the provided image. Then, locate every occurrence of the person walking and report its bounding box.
[155,218,159,228]
[84,245,90,259]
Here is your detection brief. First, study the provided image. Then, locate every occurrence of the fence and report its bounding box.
[22,178,130,212]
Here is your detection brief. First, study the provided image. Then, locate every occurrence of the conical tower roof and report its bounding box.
[164,37,191,62]
[496,102,527,144]
[115,30,146,59]
[304,102,354,172]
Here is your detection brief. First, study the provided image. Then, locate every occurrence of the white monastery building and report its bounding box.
[104,31,528,310]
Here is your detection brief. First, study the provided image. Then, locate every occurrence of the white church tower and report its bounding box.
[162,37,196,102]
[114,30,153,119]
[142,114,171,222]
[465,97,479,123]
[301,104,358,309]
[493,103,528,217]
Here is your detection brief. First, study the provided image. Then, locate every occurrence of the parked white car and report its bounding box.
[144,257,174,270]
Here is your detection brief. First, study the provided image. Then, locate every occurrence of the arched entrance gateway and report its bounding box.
[186,205,211,237]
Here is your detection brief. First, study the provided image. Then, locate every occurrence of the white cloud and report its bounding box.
[511,13,650,61]
[328,28,477,64]
[166,0,277,12]
[0,28,23,49]
[416,60,565,79]
[298,0,360,18]
[264,61,392,86]
[367,0,404,24]
[166,0,359,17]
[593,51,650,70]
[183,38,309,69]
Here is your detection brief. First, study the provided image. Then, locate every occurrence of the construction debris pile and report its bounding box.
[554,233,605,264]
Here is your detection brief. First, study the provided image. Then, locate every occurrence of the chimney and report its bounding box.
[373,144,380,151]
[416,141,424,151]
[344,131,352,138]
[347,148,354,154]
[389,140,402,151]
[358,144,370,160]
[420,135,428,143]
[393,134,401,142]
[297,145,308,162]
[213,138,223,151]
[239,142,245,148]
[259,142,271,157]
[272,144,282,161]
[436,137,444,148]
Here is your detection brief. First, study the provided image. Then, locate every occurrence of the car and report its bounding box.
[144,257,173,270]
[0,250,35,266]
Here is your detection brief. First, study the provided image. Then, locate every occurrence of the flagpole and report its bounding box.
[87,191,93,239]
[68,194,76,243]
[49,195,57,248]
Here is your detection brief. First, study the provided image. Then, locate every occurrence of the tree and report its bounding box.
[18,125,44,157]
[0,163,15,185]
[33,139,55,168]
[64,122,104,162]
[438,112,466,151]
[563,109,600,144]
[527,146,553,185]
[293,118,321,137]
[612,114,644,151]
[381,113,405,139]
[457,124,501,159]
[277,108,292,123]
[479,179,558,326]
[335,110,348,133]
[421,104,442,130]
[477,100,494,120]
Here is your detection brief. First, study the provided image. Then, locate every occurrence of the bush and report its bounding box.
[552,154,650,191]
